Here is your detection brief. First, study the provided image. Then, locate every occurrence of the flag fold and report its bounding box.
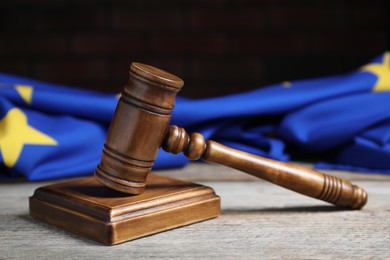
[1,53,389,180]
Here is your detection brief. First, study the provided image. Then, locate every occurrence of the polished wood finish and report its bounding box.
[163,126,367,209]
[29,174,220,245]
[94,62,367,209]
[95,63,184,194]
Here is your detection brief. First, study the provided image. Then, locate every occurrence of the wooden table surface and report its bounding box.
[1,163,389,259]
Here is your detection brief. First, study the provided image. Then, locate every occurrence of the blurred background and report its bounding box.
[0,0,388,98]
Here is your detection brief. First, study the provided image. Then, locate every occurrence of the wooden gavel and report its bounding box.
[94,62,367,209]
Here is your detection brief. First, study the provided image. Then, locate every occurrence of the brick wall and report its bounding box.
[0,0,388,98]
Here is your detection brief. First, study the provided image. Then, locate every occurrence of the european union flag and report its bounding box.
[1,53,389,181]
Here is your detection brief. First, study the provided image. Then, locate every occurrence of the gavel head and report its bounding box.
[94,63,184,194]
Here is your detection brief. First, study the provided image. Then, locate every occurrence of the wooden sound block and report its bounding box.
[29,174,220,245]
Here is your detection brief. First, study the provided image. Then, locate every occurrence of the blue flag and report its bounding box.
[1,53,389,181]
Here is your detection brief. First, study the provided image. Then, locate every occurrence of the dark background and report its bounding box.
[0,0,388,98]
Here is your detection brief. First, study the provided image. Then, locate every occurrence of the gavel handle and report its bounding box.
[163,126,367,209]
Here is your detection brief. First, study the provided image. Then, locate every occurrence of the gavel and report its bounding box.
[94,62,367,209]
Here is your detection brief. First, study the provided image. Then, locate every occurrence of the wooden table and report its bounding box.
[1,163,389,259]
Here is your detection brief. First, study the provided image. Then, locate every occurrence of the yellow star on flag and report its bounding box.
[15,85,33,104]
[0,84,34,104]
[360,52,390,92]
[0,108,57,167]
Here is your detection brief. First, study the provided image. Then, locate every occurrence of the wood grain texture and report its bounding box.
[95,62,184,194]
[29,174,220,245]
[163,125,367,209]
[1,164,390,259]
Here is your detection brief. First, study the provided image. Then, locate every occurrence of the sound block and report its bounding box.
[29,174,220,245]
